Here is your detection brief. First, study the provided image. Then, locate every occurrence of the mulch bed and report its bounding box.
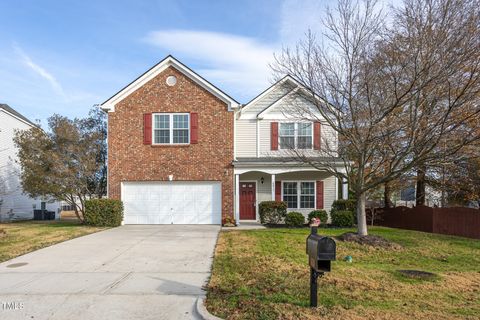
[337,232,402,249]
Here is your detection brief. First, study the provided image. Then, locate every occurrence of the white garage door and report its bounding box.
[121,181,222,224]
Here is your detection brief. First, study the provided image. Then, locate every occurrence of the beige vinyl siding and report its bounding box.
[235,119,257,157]
[239,172,271,204]
[258,120,337,158]
[277,172,336,217]
[259,119,272,156]
[238,80,338,159]
[241,82,295,116]
[238,171,337,222]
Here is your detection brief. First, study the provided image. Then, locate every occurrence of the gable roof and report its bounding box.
[240,75,327,119]
[240,75,302,112]
[0,103,37,127]
[100,55,240,112]
[257,87,299,118]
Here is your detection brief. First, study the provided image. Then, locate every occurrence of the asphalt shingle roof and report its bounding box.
[0,103,37,127]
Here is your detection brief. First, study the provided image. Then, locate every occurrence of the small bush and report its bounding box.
[331,199,356,212]
[84,199,123,227]
[308,210,328,225]
[285,211,305,227]
[331,210,355,227]
[259,201,287,224]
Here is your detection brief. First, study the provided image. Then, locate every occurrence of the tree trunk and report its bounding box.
[356,192,368,236]
[416,167,426,206]
[73,205,84,223]
[68,194,84,223]
[384,182,394,208]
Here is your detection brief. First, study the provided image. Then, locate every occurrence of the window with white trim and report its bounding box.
[153,113,190,144]
[279,122,312,149]
[282,181,315,209]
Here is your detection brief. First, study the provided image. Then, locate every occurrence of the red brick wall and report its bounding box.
[107,66,234,220]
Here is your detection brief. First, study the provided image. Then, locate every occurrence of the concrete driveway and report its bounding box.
[0,225,220,320]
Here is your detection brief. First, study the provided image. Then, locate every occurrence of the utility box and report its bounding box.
[306,233,336,272]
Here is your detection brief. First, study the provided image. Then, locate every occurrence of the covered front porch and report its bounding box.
[233,165,348,223]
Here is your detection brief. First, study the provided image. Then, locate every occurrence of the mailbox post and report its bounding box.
[306,226,336,307]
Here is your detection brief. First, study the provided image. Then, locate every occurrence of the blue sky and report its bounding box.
[0,0,330,125]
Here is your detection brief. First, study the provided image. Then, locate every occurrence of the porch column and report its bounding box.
[271,174,276,200]
[235,174,240,225]
[342,178,348,200]
[335,177,339,200]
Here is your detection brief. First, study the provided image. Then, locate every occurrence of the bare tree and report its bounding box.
[272,0,480,235]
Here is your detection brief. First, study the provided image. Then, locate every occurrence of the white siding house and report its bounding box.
[233,76,347,223]
[0,104,59,221]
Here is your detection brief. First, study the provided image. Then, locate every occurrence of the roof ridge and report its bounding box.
[0,103,37,127]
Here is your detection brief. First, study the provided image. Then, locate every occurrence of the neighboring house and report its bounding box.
[100,55,347,225]
[0,104,60,221]
[395,185,442,207]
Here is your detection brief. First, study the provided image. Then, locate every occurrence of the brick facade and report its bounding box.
[107,66,234,221]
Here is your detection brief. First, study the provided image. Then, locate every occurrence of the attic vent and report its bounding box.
[166,75,177,86]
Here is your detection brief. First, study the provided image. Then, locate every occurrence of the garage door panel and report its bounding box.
[122,181,221,225]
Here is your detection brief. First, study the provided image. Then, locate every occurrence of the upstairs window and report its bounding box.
[153,113,190,144]
[279,122,312,149]
[279,123,295,149]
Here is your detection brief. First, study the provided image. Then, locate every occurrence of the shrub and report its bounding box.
[285,211,305,227]
[259,201,287,224]
[331,210,355,227]
[331,199,356,212]
[84,199,123,227]
[308,210,328,225]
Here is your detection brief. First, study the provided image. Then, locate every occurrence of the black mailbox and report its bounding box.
[306,233,336,273]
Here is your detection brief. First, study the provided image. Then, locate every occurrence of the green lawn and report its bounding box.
[206,227,480,320]
[0,220,107,263]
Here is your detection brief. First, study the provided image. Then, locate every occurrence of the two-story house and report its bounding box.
[0,104,60,221]
[101,56,347,225]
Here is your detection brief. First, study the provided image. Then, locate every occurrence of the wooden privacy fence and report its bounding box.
[372,206,480,239]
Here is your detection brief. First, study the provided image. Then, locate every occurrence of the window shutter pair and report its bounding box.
[143,112,199,145]
[270,121,321,150]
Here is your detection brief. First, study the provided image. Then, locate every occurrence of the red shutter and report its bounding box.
[190,112,198,144]
[316,180,324,209]
[314,122,321,150]
[143,113,152,145]
[271,122,278,150]
[275,181,281,201]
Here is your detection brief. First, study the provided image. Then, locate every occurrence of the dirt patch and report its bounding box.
[337,232,402,249]
[398,269,437,280]
[0,229,6,238]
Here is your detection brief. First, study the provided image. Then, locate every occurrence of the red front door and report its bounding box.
[240,182,256,220]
